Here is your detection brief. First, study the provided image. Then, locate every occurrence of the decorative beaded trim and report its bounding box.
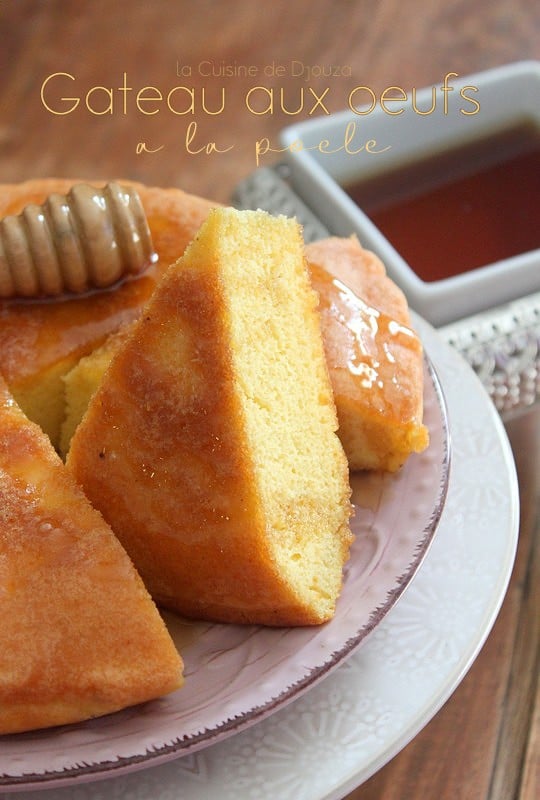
[439,295,540,419]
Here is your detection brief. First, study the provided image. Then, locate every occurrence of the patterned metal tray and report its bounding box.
[233,166,540,420]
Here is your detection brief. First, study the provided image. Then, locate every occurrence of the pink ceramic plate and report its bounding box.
[0,358,449,793]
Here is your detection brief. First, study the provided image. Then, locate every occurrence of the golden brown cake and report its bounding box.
[0,179,429,474]
[59,233,429,473]
[0,179,215,447]
[67,208,353,626]
[0,375,183,735]
[306,236,429,472]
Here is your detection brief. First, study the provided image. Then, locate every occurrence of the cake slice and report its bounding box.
[306,237,429,472]
[0,376,183,735]
[67,208,353,626]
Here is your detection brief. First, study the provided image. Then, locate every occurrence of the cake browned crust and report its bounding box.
[67,208,353,626]
[0,376,183,735]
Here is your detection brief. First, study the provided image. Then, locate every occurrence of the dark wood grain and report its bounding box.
[2,0,540,202]
[0,2,538,798]
[519,670,539,800]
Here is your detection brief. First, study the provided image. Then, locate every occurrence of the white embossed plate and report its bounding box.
[0,347,449,793]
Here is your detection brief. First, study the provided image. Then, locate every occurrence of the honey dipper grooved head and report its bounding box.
[0,182,156,298]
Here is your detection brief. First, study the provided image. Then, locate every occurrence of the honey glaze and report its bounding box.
[309,262,422,417]
[0,263,161,382]
[0,210,198,384]
[345,121,540,282]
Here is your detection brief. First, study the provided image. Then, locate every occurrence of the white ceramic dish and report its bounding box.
[0,353,449,792]
[279,61,540,326]
[0,318,519,800]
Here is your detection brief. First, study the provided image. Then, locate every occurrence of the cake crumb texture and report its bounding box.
[67,208,353,626]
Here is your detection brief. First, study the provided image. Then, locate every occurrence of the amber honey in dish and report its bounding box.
[344,122,540,282]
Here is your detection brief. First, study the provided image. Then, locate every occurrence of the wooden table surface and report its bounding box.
[1,1,538,798]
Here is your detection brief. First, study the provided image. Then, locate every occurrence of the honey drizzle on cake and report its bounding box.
[310,262,421,407]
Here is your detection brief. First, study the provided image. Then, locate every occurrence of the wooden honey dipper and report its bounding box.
[0,182,156,298]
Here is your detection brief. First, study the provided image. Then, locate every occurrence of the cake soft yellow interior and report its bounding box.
[0,375,183,735]
[60,323,135,457]
[0,179,215,448]
[60,234,429,472]
[66,208,353,626]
